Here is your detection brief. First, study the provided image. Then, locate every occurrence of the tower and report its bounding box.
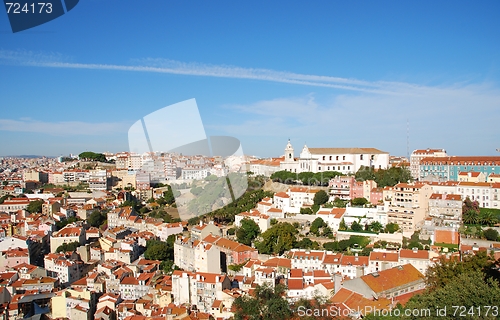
[284,139,295,162]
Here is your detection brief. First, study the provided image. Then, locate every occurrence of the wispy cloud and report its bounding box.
[0,49,459,95]
[210,83,500,156]
[0,118,129,135]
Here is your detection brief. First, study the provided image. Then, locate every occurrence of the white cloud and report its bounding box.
[0,49,468,95]
[210,82,500,155]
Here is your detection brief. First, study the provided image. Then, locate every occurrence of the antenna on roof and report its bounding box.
[407,119,410,160]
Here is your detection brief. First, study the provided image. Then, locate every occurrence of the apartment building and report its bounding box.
[410,149,447,180]
[171,271,231,313]
[428,193,462,221]
[50,225,86,253]
[174,236,221,274]
[44,253,85,286]
[419,156,500,181]
[383,182,432,233]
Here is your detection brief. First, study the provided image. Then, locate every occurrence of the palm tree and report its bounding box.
[479,211,496,226]
[370,221,383,233]
[463,210,478,225]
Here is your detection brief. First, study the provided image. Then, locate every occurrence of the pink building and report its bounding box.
[0,247,30,272]
[329,176,355,200]
[351,181,364,199]
[370,188,383,205]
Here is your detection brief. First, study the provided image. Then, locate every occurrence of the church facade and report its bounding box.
[280,140,390,175]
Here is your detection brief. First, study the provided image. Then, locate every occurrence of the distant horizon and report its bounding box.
[1,2,499,158]
[3,148,500,160]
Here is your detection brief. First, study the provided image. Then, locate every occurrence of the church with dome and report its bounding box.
[279,140,390,175]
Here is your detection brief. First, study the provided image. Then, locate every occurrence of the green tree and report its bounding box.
[300,207,314,215]
[332,197,348,208]
[350,220,362,232]
[463,196,480,214]
[255,222,297,255]
[463,210,478,225]
[0,194,13,204]
[313,190,329,206]
[339,218,347,231]
[78,151,107,162]
[296,237,319,250]
[87,209,107,228]
[385,222,399,233]
[144,236,175,262]
[190,186,203,196]
[227,227,236,235]
[56,241,80,253]
[236,219,261,246]
[425,251,494,291]
[310,217,327,236]
[162,185,178,205]
[323,241,339,251]
[360,246,373,256]
[479,211,497,226]
[483,228,499,241]
[322,226,333,238]
[355,166,376,182]
[26,200,44,213]
[403,270,500,320]
[351,197,368,206]
[233,283,293,320]
[370,221,383,233]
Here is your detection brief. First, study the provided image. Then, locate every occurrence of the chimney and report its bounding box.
[199,220,203,227]
[355,253,359,261]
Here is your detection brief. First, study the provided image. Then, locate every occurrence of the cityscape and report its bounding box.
[0,143,499,319]
[1,1,500,320]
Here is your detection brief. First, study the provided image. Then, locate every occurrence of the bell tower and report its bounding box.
[285,139,294,162]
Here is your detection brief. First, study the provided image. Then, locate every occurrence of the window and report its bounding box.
[336,156,339,160]
[343,156,345,160]
[360,155,364,160]
[323,156,325,160]
[318,167,321,171]
[329,156,332,160]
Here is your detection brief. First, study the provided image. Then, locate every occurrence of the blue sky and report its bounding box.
[0,1,499,157]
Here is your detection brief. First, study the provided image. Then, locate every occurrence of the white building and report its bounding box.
[44,253,84,286]
[174,237,221,274]
[181,166,209,180]
[280,140,389,175]
[171,271,232,313]
[289,249,326,272]
[234,210,271,232]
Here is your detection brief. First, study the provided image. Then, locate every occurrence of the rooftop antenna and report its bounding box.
[406,119,410,159]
